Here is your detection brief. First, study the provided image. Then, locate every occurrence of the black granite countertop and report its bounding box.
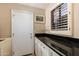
[35,33,79,56]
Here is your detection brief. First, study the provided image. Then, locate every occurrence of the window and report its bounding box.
[51,3,68,31]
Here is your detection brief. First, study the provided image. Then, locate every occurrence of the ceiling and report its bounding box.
[21,3,50,9]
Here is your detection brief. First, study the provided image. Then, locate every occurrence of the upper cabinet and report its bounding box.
[45,3,73,36]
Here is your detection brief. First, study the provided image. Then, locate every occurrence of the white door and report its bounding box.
[12,10,34,56]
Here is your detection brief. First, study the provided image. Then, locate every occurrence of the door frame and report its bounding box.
[11,9,34,55]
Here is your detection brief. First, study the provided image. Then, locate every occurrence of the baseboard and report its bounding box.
[23,53,33,56]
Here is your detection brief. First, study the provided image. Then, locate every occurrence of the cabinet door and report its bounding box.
[40,42,50,56]
[35,42,38,56]
[37,44,42,56]
[35,37,49,56]
[35,42,42,56]
[41,46,49,56]
[0,38,11,56]
[1,43,11,56]
[35,38,42,56]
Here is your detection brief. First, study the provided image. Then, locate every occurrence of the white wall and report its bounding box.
[73,4,79,38]
[34,23,45,33]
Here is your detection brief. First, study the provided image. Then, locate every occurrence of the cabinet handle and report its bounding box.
[43,47,45,49]
[50,53,53,56]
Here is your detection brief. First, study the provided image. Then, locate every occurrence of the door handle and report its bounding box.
[43,47,45,49]
[30,33,32,35]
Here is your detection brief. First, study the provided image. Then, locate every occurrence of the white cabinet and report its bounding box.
[35,37,60,56]
[41,43,50,56]
[35,37,49,56]
[35,41,42,56]
[35,42,38,55]
[35,37,42,56]
[41,46,49,56]
[0,38,11,56]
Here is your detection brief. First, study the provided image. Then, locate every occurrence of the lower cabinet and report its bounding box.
[35,42,42,56]
[41,44,49,56]
[35,37,60,56]
[0,38,11,56]
[35,37,49,56]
